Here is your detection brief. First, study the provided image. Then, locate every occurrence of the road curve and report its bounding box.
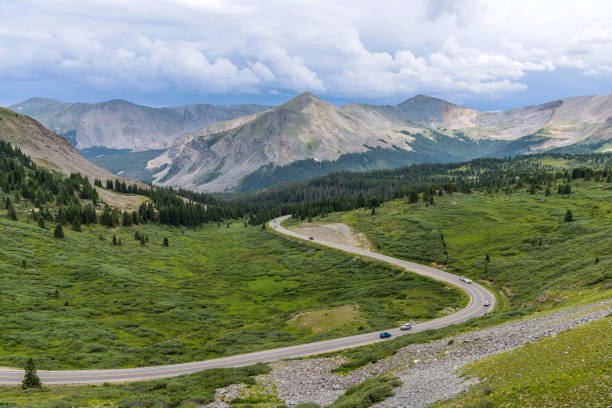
[0,215,494,385]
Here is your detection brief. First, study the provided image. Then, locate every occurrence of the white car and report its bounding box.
[483,300,490,307]
[400,323,412,330]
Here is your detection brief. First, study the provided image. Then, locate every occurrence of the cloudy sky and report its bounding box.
[2,0,612,109]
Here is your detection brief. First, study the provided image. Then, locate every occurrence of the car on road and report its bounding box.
[379,332,392,339]
[459,276,472,284]
[483,300,490,307]
[309,236,314,240]
[400,323,412,330]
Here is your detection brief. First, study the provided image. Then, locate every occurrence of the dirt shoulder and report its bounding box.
[288,221,374,250]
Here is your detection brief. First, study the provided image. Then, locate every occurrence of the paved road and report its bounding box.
[0,215,494,385]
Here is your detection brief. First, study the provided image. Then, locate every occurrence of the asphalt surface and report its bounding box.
[0,215,495,385]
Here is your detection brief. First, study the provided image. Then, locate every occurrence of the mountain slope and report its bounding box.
[0,107,143,187]
[150,92,612,192]
[9,98,271,150]
[150,93,424,191]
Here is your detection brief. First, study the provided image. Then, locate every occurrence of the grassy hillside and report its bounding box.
[0,194,465,370]
[319,180,611,308]
[434,315,612,407]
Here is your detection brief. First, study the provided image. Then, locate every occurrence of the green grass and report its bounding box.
[433,315,612,408]
[0,363,270,407]
[296,180,612,371]
[328,375,402,408]
[0,197,465,370]
[322,180,612,308]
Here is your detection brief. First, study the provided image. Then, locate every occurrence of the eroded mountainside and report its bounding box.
[0,107,143,187]
[149,92,612,191]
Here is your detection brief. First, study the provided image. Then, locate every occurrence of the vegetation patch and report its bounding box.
[0,363,270,407]
[287,305,363,334]
[0,202,464,369]
[433,316,612,407]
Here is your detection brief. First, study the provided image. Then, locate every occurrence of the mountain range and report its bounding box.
[6,93,612,192]
[146,92,612,191]
[9,98,271,150]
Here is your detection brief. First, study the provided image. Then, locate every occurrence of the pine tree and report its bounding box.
[408,190,419,203]
[140,235,145,246]
[54,224,64,238]
[564,209,574,222]
[7,205,17,221]
[71,216,81,232]
[163,237,169,247]
[38,217,45,229]
[112,234,117,245]
[371,207,375,215]
[21,358,41,389]
[595,257,599,264]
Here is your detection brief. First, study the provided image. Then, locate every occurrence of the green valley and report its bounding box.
[0,195,465,370]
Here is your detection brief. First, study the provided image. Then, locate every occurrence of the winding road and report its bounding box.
[0,215,495,385]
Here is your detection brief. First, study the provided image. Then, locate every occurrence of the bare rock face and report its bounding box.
[9,98,271,150]
[149,92,612,192]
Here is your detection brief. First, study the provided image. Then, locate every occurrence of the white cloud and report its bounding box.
[1,0,612,100]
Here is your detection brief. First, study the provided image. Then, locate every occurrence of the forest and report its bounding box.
[1,139,611,228]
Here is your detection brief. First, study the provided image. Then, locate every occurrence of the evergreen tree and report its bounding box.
[71,215,81,232]
[595,257,599,264]
[371,207,376,215]
[5,196,11,209]
[545,186,551,196]
[7,205,17,221]
[38,216,45,229]
[54,224,64,238]
[112,234,117,246]
[163,237,169,247]
[140,235,145,246]
[21,358,41,389]
[408,190,419,203]
[564,209,574,222]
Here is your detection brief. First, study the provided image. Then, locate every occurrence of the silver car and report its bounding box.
[400,323,412,330]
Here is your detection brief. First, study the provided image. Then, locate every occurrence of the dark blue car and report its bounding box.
[379,332,392,339]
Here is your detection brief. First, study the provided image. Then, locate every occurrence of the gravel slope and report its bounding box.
[251,299,611,407]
